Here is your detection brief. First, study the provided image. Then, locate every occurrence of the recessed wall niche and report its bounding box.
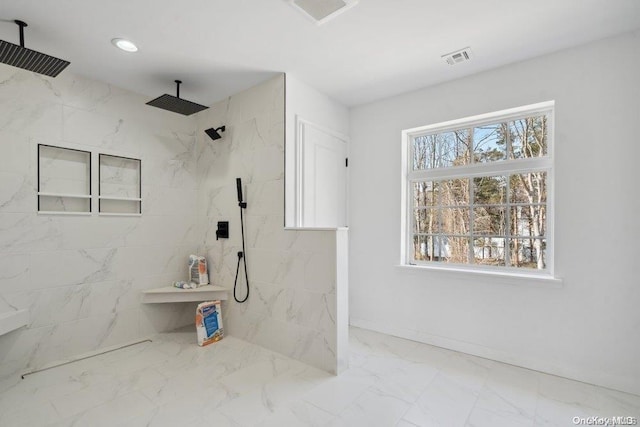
[98,154,142,215]
[37,144,92,214]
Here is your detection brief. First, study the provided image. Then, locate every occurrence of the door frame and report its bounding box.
[295,115,350,227]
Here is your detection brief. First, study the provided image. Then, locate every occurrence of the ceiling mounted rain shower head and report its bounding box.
[0,20,70,77]
[204,126,226,141]
[146,80,209,116]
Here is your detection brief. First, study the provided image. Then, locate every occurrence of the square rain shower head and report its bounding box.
[146,94,209,116]
[0,39,70,77]
[205,126,225,141]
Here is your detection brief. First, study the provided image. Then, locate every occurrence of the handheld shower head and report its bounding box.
[236,177,243,203]
[236,177,247,208]
[205,126,226,141]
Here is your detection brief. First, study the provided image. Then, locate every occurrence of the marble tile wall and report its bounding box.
[0,64,200,379]
[0,67,341,379]
[194,75,340,373]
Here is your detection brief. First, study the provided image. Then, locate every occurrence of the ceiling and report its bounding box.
[1,0,639,107]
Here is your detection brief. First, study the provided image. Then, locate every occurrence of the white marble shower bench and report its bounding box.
[0,309,29,336]
[141,285,229,304]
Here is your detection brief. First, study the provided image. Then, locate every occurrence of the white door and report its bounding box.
[298,121,348,227]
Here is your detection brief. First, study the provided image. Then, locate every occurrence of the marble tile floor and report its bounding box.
[0,326,638,427]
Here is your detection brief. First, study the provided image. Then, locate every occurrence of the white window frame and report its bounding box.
[400,101,555,278]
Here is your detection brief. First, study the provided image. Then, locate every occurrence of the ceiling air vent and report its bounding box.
[290,0,359,24]
[442,47,473,65]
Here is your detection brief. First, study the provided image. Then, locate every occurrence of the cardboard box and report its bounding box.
[195,300,223,346]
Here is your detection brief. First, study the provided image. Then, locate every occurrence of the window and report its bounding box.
[402,102,554,275]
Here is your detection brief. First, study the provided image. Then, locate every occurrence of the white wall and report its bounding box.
[282,74,351,371]
[0,65,200,379]
[194,75,343,373]
[349,30,640,395]
[284,74,350,227]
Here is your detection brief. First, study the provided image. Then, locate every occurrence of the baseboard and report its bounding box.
[350,317,639,397]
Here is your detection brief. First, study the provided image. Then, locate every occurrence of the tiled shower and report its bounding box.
[0,67,340,379]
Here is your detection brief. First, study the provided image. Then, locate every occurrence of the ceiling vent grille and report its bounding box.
[290,0,359,24]
[442,47,473,65]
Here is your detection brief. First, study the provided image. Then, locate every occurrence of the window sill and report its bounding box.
[395,264,563,287]
[284,227,348,231]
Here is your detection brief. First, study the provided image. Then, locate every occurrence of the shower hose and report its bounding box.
[234,201,250,303]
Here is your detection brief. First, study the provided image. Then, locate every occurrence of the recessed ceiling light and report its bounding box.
[111,38,138,52]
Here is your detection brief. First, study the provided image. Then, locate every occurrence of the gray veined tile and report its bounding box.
[471,363,540,421]
[29,247,119,289]
[143,391,218,427]
[0,98,63,139]
[0,251,29,293]
[58,73,116,111]
[65,391,156,427]
[0,172,35,213]
[302,377,370,415]
[0,68,63,103]
[595,387,640,415]
[0,214,64,255]
[217,359,288,396]
[0,324,58,380]
[259,399,337,427]
[349,326,421,359]
[0,373,22,395]
[466,405,535,427]
[260,370,324,409]
[142,362,236,406]
[537,373,602,411]
[0,377,66,417]
[1,325,637,427]
[403,372,480,427]
[358,353,441,404]
[216,389,279,426]
[49,377,123,419]
[468,385,537,426]
[191,411,243,427]
[435,352,492,394]
[246,180,285,217]
[533,398,593,427]
[105,406,160,427]
[0,400,62,427]
[0,131,31,175]
[328,388,411,427]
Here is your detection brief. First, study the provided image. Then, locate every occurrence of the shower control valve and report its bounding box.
[216,221,229,240]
